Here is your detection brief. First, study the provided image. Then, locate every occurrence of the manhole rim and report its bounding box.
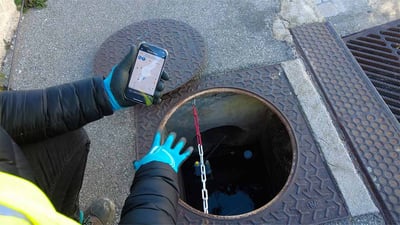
[158,87,298,219]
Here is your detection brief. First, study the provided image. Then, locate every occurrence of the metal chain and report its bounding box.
[192,100,209,214]
[197,143,208,214]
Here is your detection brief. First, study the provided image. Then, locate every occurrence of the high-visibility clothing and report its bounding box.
[0,172,79,225]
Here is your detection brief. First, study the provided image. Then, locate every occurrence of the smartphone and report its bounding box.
[124,42,168,105]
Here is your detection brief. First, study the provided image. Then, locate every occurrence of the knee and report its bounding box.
[68,128,91,155]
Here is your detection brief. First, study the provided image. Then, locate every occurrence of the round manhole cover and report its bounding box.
[93,19,207,94]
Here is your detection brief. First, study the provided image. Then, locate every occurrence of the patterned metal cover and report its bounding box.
[134,64,349,224]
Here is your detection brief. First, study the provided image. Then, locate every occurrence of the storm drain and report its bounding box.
[134,65,349,224]
[343,20,400,122]
[292,22,400,224]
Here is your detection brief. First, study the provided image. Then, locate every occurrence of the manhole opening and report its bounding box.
[160,89,294,216]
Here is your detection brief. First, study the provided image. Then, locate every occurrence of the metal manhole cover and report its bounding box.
[93,19,207,94]
[134,65,349,224]
[343,20,400,122]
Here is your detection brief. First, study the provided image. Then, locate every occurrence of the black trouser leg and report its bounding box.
[20,128,90,219]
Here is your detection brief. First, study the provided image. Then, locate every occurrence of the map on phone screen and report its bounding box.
[128,50,164,95]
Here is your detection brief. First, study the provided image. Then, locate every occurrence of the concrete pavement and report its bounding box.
[2,0,399,224]
[0,0,18,66]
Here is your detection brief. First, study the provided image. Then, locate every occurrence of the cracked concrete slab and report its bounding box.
[273,0,324,43]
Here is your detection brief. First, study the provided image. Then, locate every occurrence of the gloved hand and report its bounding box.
[134,131,194,173]
[103,46,170,111]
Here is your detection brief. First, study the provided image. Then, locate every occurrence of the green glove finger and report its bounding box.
[161,71,170,81]
[156,80,165,92]
[153,90,162,103]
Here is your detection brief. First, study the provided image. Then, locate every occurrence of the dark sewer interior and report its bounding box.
[163,91,293,216]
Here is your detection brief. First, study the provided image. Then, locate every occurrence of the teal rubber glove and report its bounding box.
[134,131,194,173]
[103,46,169,111]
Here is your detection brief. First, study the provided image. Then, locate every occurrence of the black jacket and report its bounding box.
[120,162,179,225]
[0,77,178,225]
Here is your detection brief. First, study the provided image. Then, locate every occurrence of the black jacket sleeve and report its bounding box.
[119,162,179,225]
[0,77,113,144]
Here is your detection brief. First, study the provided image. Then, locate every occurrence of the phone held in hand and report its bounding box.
[124,42,168,105]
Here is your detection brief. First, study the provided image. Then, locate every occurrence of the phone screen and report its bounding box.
[127,49,165,95]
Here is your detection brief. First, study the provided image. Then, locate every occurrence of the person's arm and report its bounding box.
[119,162,179,224]
[0,47,168,145]
[119,131,193,225]
[0,77,113,144]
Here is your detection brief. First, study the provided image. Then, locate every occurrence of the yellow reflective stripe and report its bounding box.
[0,172,79,225]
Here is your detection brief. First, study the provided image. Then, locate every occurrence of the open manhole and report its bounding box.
[134,65,349,224]
[159,89,294,216]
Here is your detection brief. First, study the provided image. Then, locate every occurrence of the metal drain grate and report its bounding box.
[343,20,400,122]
